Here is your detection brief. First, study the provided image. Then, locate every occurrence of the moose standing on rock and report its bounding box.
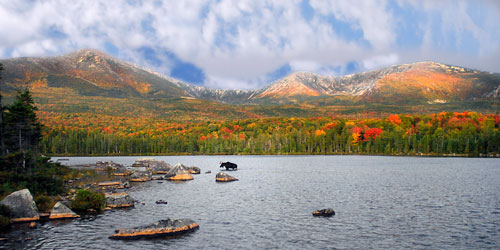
[220,161,238,171]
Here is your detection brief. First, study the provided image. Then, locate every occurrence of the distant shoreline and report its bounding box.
[48,152,500,158]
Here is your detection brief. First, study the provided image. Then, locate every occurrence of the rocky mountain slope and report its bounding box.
[0,49,189,98]
[1,49,499,107]
[249,62,500,104]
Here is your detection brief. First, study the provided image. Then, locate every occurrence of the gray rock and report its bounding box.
[0,189,39,222]
[187,166,201,174]
[215,172,238,182]
[128,170,152,182]
[133,158,170,171]
[149,161,172,174]
[111,165,131,176]
[165,163,193,181]
[109,218,199,239]
[105,193,135,208]
[49,202,80,219]
[96,161,126,172]
[165,163,189,178]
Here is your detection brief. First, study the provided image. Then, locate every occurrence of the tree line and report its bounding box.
[40,111,500,157]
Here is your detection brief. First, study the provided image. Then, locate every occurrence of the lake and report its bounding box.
[2,155,500,249]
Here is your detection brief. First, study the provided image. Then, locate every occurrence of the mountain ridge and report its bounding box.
[1,49,499,106]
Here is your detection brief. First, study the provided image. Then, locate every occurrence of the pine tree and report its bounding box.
[3,89,42,154]
[0,62,4,155]
[2,89,42,173]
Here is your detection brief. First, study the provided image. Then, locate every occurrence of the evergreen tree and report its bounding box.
[2,89,42,173]
[0,84,69,197]
[0,62,4,155]
[3,89,42,154]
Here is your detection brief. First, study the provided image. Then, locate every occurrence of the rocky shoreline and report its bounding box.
[0,157,338,243]
[0,158,218,241]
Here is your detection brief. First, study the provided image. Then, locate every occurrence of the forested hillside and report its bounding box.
[1,50,499,157]
[40,112,500,156]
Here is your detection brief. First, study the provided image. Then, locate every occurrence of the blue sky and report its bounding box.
[0,0,499,89]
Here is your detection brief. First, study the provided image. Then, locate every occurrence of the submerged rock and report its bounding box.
[109,218,199,239]
[0,189,39,222]
[49,202,80,220]
[155,200,168,205]
[312,208,335,217]
[105,193,135,208]
[165,163,193,181]
[215,172,238,182]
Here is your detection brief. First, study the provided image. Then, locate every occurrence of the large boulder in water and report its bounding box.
[105,193,135,208]
[187,166,201,174]
[0,189,39,222]
[165,163,193,181]
[215,172,238,182]
[49,202,80,220]
[109,218,199,239]
[149,161,172,174]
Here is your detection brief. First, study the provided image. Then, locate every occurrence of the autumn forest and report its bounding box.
[1,50,500,157]
[39,111,500,156]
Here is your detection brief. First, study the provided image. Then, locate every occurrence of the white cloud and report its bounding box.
[310,0,395,49]
[363,53,399,70]
[289,60,323,72]
[0,0,499,89]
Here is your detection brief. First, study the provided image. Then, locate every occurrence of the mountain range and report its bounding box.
[1,49,499,120]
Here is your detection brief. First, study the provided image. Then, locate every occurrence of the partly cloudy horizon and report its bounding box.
[1,0,499,90]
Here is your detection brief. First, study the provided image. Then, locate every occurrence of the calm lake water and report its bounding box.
[2,155,500,249]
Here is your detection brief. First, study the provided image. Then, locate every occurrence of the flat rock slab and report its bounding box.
[109,218,199,240]
[97,181,129,189]
[129,177,148,182]
[0,189,40,222]
[49,202,80,220]
[98,181,122,186]
[312,208,335,217]
[153,171,169,174]
[111,170,132,176]
[215,172,238,182]
[166,174,194,181]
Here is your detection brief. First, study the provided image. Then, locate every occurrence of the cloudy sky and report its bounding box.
[1,0,499,89]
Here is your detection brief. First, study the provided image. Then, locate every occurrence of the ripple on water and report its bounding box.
[3,155,500,249]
